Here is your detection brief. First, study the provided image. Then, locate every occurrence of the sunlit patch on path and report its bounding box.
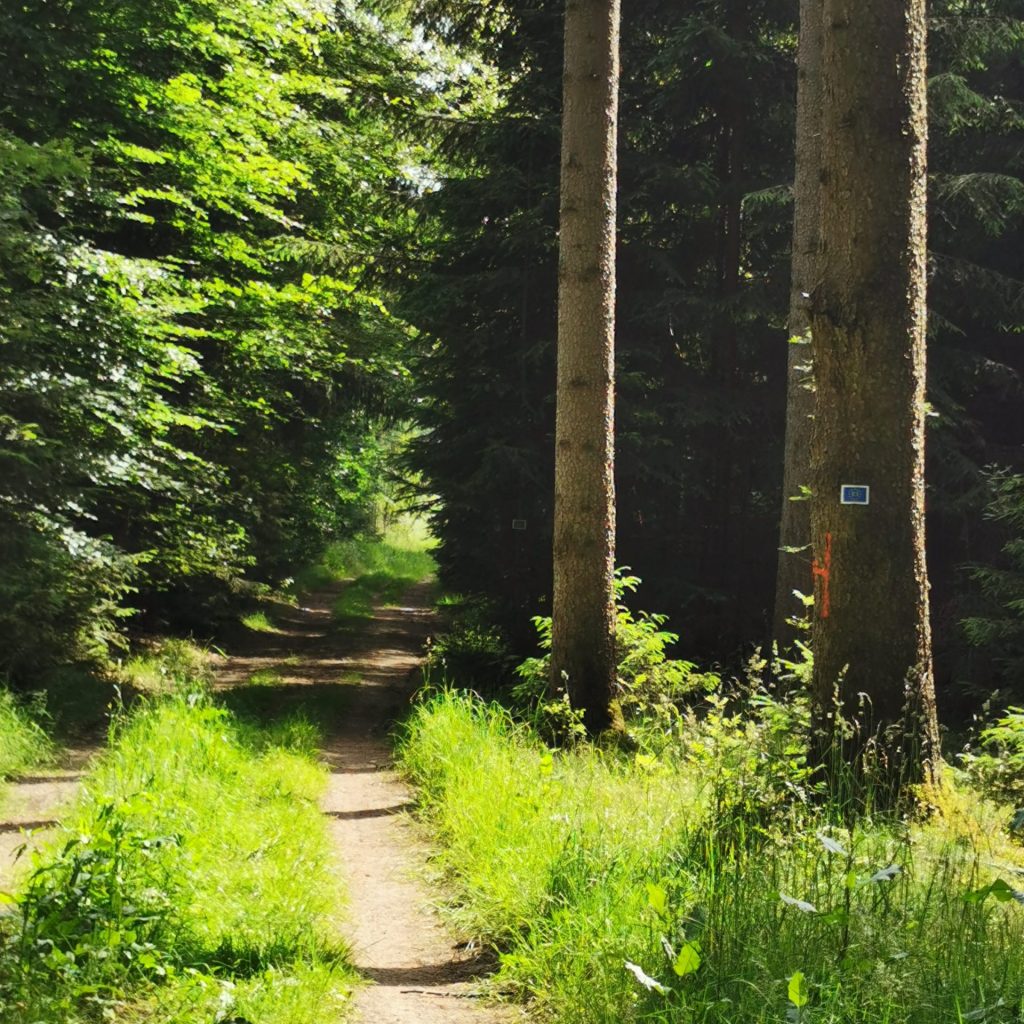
[0,752,92,892]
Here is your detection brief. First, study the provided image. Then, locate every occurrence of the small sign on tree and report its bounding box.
[840,485,870,505]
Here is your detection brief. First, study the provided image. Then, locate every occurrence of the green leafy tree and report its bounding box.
[0,0,431,673]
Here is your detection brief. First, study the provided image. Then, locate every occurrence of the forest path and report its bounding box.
[213,581,523,1024]
[0,747,93,893]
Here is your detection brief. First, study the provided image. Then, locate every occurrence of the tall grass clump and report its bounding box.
[0,688,354,1024]
[116,637,213,692]
[399,690,1024,1024]
[0,688,53,797]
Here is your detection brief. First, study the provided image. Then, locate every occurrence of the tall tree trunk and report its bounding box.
[809,0,940,796]
[773,0,823,648]
[550,0,621,734]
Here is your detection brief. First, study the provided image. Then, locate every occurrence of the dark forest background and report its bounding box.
[404,0,1024,714]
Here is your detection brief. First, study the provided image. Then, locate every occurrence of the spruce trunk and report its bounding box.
[550,0,621,734]
[773,0,823,647]
[809,0,940,795]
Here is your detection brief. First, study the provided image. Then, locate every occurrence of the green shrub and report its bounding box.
[0,517,138,680]
[16,800,179,988]
[512,573,719,736]
[424,594,516,693]
[960,706,1024,805]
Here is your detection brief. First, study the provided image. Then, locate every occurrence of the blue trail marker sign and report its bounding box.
[840,484,870,505]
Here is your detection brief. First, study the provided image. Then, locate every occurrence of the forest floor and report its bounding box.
[0,747,91,893]
[210,579,523,1024]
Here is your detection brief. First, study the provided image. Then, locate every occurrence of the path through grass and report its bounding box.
[293,520,436,626]
[0,684,355,1024]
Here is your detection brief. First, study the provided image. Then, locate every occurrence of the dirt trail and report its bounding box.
[0,749,92,893]
[214,582,523,1024]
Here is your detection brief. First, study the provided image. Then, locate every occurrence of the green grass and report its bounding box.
[398,691,1024,1024]
[288,521,437,627]
[248,667,286,687]
[292,518,436,600]
[0,689,53,780]
[0,689,54,809]
[0,686,355,1023]
[332,570,426,623]
[118,637,213,693]
[240,610,280,633]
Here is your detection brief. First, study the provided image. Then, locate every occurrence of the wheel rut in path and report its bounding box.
[214,581,524,1024]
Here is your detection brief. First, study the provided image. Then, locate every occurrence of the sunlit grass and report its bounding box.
[332,571,425,624]
[287,519,438,627]
[0,689,53,810]
[1,682,355,1023]
[398,691,1024,1024]
[293,517,436,601]
[118,638,212,693]
[249,667,285,686]
[240,610,280,633]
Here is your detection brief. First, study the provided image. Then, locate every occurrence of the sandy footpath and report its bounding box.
[215,582,524,1024]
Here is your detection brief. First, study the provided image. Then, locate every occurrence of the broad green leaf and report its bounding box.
[788,971,809,1008]
[646,882,668,918]
[965,878,1023,904]
[673,942,701,977]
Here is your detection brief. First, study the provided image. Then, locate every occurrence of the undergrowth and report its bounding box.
[0,686,354,1023]
[398,691,1024,1024]
[0,689,53,806]
[117,638,213,693]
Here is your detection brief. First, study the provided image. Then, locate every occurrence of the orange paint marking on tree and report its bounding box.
[812,531,832,619]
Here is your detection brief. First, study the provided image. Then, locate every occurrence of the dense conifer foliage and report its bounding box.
[405,0,795,654]
[405,1,1024,705]
[927,5,1024,698]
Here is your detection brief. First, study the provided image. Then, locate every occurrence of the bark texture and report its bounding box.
[550,0,620,734]
[809,0,940,795]
[773,0,823,647]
